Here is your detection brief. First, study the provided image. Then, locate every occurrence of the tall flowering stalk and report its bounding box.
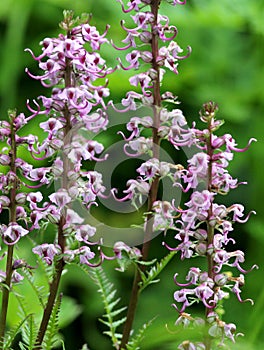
[111,2,257,348]
[111,0,190,347]
[0,110,26,346]
[0,10,116,349]
[26,11,114,348]
[161,101,257,349]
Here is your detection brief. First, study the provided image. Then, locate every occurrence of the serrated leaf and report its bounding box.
[107,298,121,312]
[2,313,32,350]
[139,251,177,293]
[83,266,126,349]
[105,290,117,304]
[136,258,157,266]
[106,306,127,319]
[42,294,62,350]
[126,318,156,350]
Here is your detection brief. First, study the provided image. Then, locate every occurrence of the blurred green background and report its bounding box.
[0,0,264,349]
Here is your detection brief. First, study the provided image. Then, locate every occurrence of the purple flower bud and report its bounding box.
[125,137,153,156]
[0,154,10,165]
[46,205,60,224]
[214,273,228,286]
[224,322,236,342]
[27,192,43,210]
[16,206,27,220]
[0,195,10,208]
[15,193,27,204]
[39,118,63,134]
[114,241,141,260]
[14,112,27,130]
[78,246,96,265]
[64,209,84,226]
[52,157,63,177]
[193,229,207,241]
[0,121,11,140]
[195,242,207,256]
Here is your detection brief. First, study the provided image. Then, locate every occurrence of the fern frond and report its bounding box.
[100,316,127,329]
[126,318,156,350]
[42,293,62,350]
[13,292,38,350]
[20,314,38,350]
[22,268,46,308]
[1,314,31,350]
[18,342,30,350]
[87,266,127,349]
[139,251,177,293]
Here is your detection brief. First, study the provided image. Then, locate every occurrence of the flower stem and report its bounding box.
[34,35,72,349]
[204,112,216,350]
[0,111,18,348]
[120,2,161,348]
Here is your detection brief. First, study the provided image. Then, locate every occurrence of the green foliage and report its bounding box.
[20,315,37,350]
[87,266,127,349]
[42,294,62,350]
[139,251,177,293]
[0,314,32,350]
[0,267,41,349]
[21,269,46,309]
[126,318,156,350]
[16,295,38,350]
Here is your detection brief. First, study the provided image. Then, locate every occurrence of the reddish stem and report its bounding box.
[120,2,162,348]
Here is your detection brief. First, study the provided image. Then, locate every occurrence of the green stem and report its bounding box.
[0,111,18,348]
[120,2,162,348]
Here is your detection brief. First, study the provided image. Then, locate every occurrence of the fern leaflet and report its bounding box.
[1,314,31,350]
[42,293,62,350]
[22,268,46,309]
[139,251,177,293]
[126,318,156,350]
[14,292,38,350]
[88,266,127,349]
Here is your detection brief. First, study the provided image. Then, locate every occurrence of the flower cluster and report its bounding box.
[0,113,29,253]
[112,0,190,210]
[22,12,117,268]
[160,101,257,348]
[0,19,118,329]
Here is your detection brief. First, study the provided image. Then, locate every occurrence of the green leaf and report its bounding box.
[1,313,32,350]
[42,293,62,350]
[85,266,127,349]
[126,318,156,350]
[139,251,177,293]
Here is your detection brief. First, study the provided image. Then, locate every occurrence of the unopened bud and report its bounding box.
[215,273,228,286]
[0,195,10,207]
[16,193,27,204]
[195,242,207,256]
